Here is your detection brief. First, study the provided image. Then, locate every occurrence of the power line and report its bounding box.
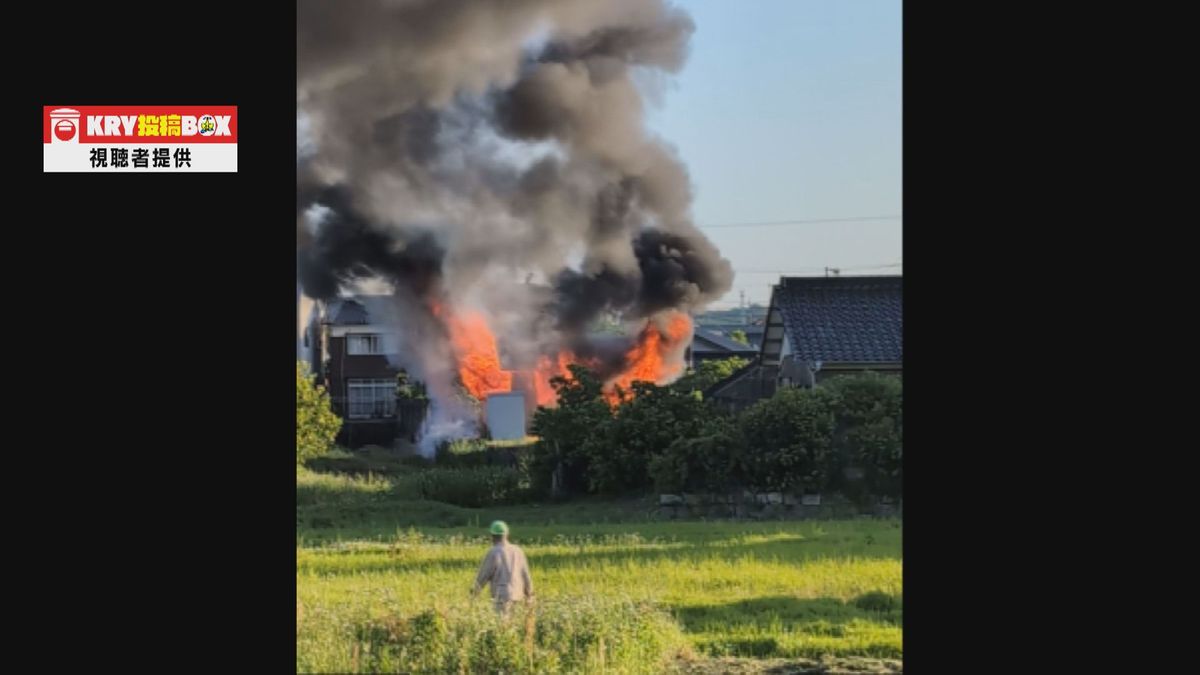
[699,215,902,229]
[732,262,902,274]
[700,263,903,310]
[733,268,823,274]
[842,262,903,271]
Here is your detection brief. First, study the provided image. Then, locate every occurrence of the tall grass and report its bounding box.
[297,468,902,672]
[414,466,529,507]
[297,597,690,674]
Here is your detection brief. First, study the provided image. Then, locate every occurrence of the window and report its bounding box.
[347,379,395,419]
[346,334,383,355]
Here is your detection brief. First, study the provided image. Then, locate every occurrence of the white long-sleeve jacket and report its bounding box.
[473,542,533,602]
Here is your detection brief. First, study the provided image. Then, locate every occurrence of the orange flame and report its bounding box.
[443,309,513,401]
[435,301,692,409]
[534,352,574,406]
[603,311,692,405]
[533,351,602,406]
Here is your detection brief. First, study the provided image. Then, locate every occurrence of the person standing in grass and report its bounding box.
[471,520,534,617]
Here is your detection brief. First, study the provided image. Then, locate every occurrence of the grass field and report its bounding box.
[297,464,902,673]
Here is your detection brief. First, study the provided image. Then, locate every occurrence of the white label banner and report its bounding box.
[43,143,237,173]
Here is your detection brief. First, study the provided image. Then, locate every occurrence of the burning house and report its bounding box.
[297,0,732,453]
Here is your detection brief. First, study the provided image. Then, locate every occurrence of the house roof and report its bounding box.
[691,327,759,355]
[770,276,901,364]
[324,295,398,326]
[745,329,765,350]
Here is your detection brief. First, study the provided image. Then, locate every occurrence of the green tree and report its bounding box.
[824,374,902,498]
[297,361,341,464]
[672,356,748,394]
[583,382,710,494]
[649,415,747,494]
[529,365,612,496]
[738,387,837,491]
[730,329,750,345]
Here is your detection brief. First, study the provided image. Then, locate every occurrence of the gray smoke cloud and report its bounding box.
[297,0,733,417]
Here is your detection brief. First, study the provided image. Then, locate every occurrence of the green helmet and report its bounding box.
[489,520,509,536]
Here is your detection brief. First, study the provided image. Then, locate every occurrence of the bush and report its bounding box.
[306,446,424,476]
[434,438,489,467]
[648,416,747,494]
[583,382,711,494]
[297,361,341,464]
[434,438,533,471]
[738,387,837,492]
[414,467,528,507]
[825,374,902,499]
[530,366,902,500]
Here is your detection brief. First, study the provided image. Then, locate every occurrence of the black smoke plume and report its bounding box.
[297,0,733,416]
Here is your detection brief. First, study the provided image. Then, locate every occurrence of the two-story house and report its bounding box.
[301,293,405,447]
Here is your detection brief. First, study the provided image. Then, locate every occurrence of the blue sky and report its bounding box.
[646,0,902,307]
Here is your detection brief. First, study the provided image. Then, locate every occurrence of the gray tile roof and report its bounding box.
[774,276,901,363]
[691,327,759,355]
[325,295,398,326]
